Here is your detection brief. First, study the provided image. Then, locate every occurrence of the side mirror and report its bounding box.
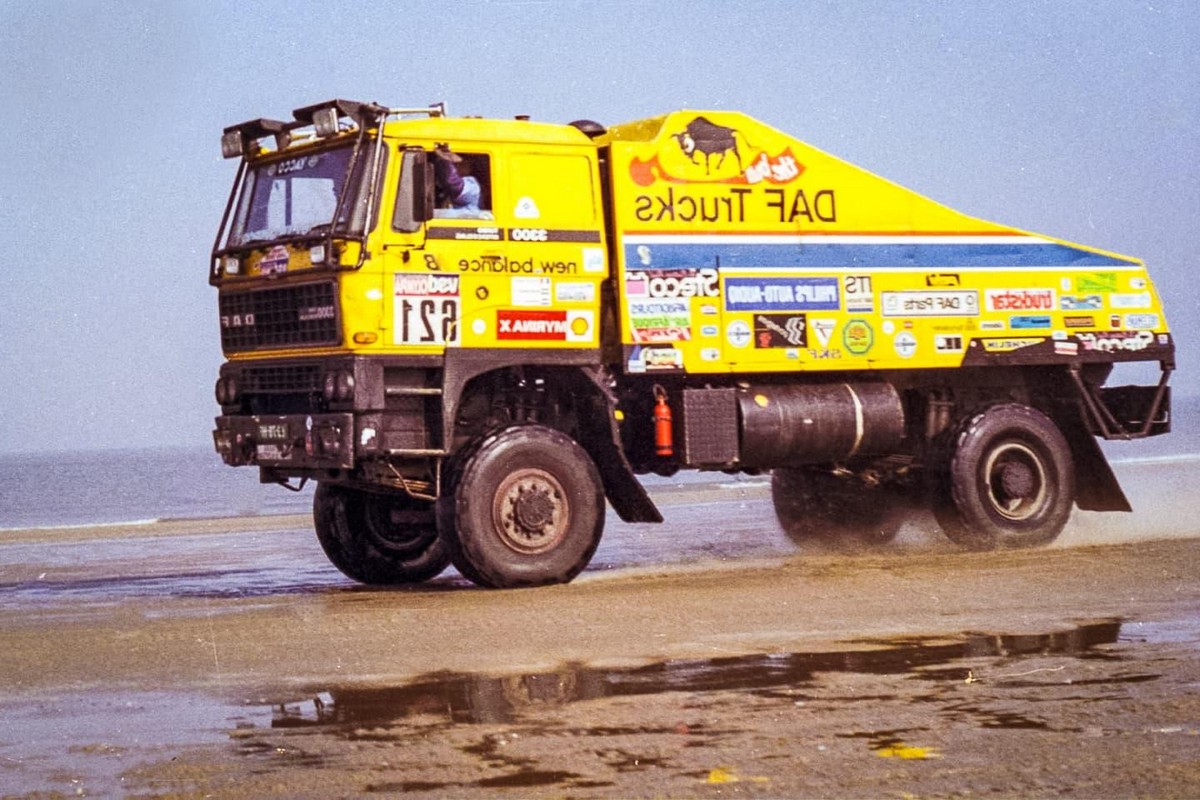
[393,148,435,233]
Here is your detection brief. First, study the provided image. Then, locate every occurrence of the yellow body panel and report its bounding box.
[601,111,1168,375]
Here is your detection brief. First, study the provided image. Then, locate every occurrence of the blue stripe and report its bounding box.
[622,242,1136,269]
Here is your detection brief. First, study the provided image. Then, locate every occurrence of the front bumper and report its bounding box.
[213,413,355,468]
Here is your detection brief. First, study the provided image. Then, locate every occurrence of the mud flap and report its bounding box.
[1060,419,1132,513]
[579,369,664,524]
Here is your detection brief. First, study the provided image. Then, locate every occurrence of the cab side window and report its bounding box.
[432,150,493,220]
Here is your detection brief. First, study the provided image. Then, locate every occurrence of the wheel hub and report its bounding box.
[514,485,556,530]
[999,461,1036,499]
[985,442,1047,521]
[493,468,569,555]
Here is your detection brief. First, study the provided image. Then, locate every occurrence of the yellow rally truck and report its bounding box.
[211,100,1173,588]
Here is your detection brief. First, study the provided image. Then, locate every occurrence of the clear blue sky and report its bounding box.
[1,0,1196,454]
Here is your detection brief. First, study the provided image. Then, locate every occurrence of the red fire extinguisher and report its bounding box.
[653,384,673,457]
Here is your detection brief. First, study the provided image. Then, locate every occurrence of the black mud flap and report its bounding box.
[1060,419,1132,513]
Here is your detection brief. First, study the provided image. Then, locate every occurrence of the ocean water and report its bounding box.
[1,396,1196,531]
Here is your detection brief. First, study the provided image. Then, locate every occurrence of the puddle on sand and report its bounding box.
[265,620,1128,729]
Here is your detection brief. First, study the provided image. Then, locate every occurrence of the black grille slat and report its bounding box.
[242,364,323,394]
[219,282,340,352]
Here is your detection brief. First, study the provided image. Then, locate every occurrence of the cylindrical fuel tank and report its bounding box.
[738,382,905,467]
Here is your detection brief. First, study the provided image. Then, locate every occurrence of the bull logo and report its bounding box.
[671,117,749,174]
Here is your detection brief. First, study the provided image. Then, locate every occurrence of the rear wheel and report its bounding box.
[313,483,450,584]
[438,425,605,588]
[772,467,903,547]
[931,404,1075,550]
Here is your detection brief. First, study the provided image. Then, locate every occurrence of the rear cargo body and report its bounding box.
[209,101,1173,589]
[600,111,1171,377]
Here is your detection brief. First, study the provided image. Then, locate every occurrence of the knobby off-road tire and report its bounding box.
[771,467,903,547]
[313,483,451,585]
[932,404,1075,550]
[437,424,605,589]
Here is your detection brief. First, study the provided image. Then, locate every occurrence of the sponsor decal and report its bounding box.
[1076,272,1118,293]
[555,281,596,303]
[882,290,978,317]
[844,319,873,357]
[458,254,579,274]
[843,275,875,313]
[513,196,539,219]
[727,319,752,348]
[811,319,836,348]
[807,348,842,360]
[979,319,1006,331]
[982,338,1042,352]
[395,274,462,346]
[843,319,874,355]
[1055,341,1079,356]
[628,345,684,373]
[925,273,961,287]
[629,300,691,343]
[626,268,719,298]
[753,314,807,348]
[1010,315,1052,329]
[395,274,460,295]
[498,309,593,342]
[725,277,839,311]
[260,245,289,276]
[700,303,719,316]
[1109,292,1152,309]
[700,324,719,337]
[1061,294,1103,311]
[511,276,552,307]
[1130,277,1147,290]
[893,331,917,359]
[701,348,721,361]
[935,334,965,353]
[1076,330,1154,353]
[1124,313,1160,330]
[985,288,1056,312]
[630,116,805,187]
[1063,315,1095,329]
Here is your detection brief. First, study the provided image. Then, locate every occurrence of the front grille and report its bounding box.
[219,281,340,352]
[241,363,323,394]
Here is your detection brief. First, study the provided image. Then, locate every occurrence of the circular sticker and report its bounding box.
[894,331,917,359]
[726,320,751,348]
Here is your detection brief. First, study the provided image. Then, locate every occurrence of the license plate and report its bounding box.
[257,423,289,440]
[256,444,288,461]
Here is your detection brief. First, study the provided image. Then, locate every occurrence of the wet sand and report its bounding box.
[2,459,1199,797]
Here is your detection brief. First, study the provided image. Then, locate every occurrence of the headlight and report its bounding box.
[323,371,355,402]
[215,376,239,405]
[221,130,245,159]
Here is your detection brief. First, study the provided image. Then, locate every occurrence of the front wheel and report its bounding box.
[438,425,605,589]
[313,484,450,584]
[932,404,1075,550]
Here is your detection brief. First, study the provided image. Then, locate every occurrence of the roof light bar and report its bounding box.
[220,100,450,159]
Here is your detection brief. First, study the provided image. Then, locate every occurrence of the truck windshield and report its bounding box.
[226,145,374,248]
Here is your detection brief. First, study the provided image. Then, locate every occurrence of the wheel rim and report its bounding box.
[982,441,1047,522]
[492,468,569,555]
